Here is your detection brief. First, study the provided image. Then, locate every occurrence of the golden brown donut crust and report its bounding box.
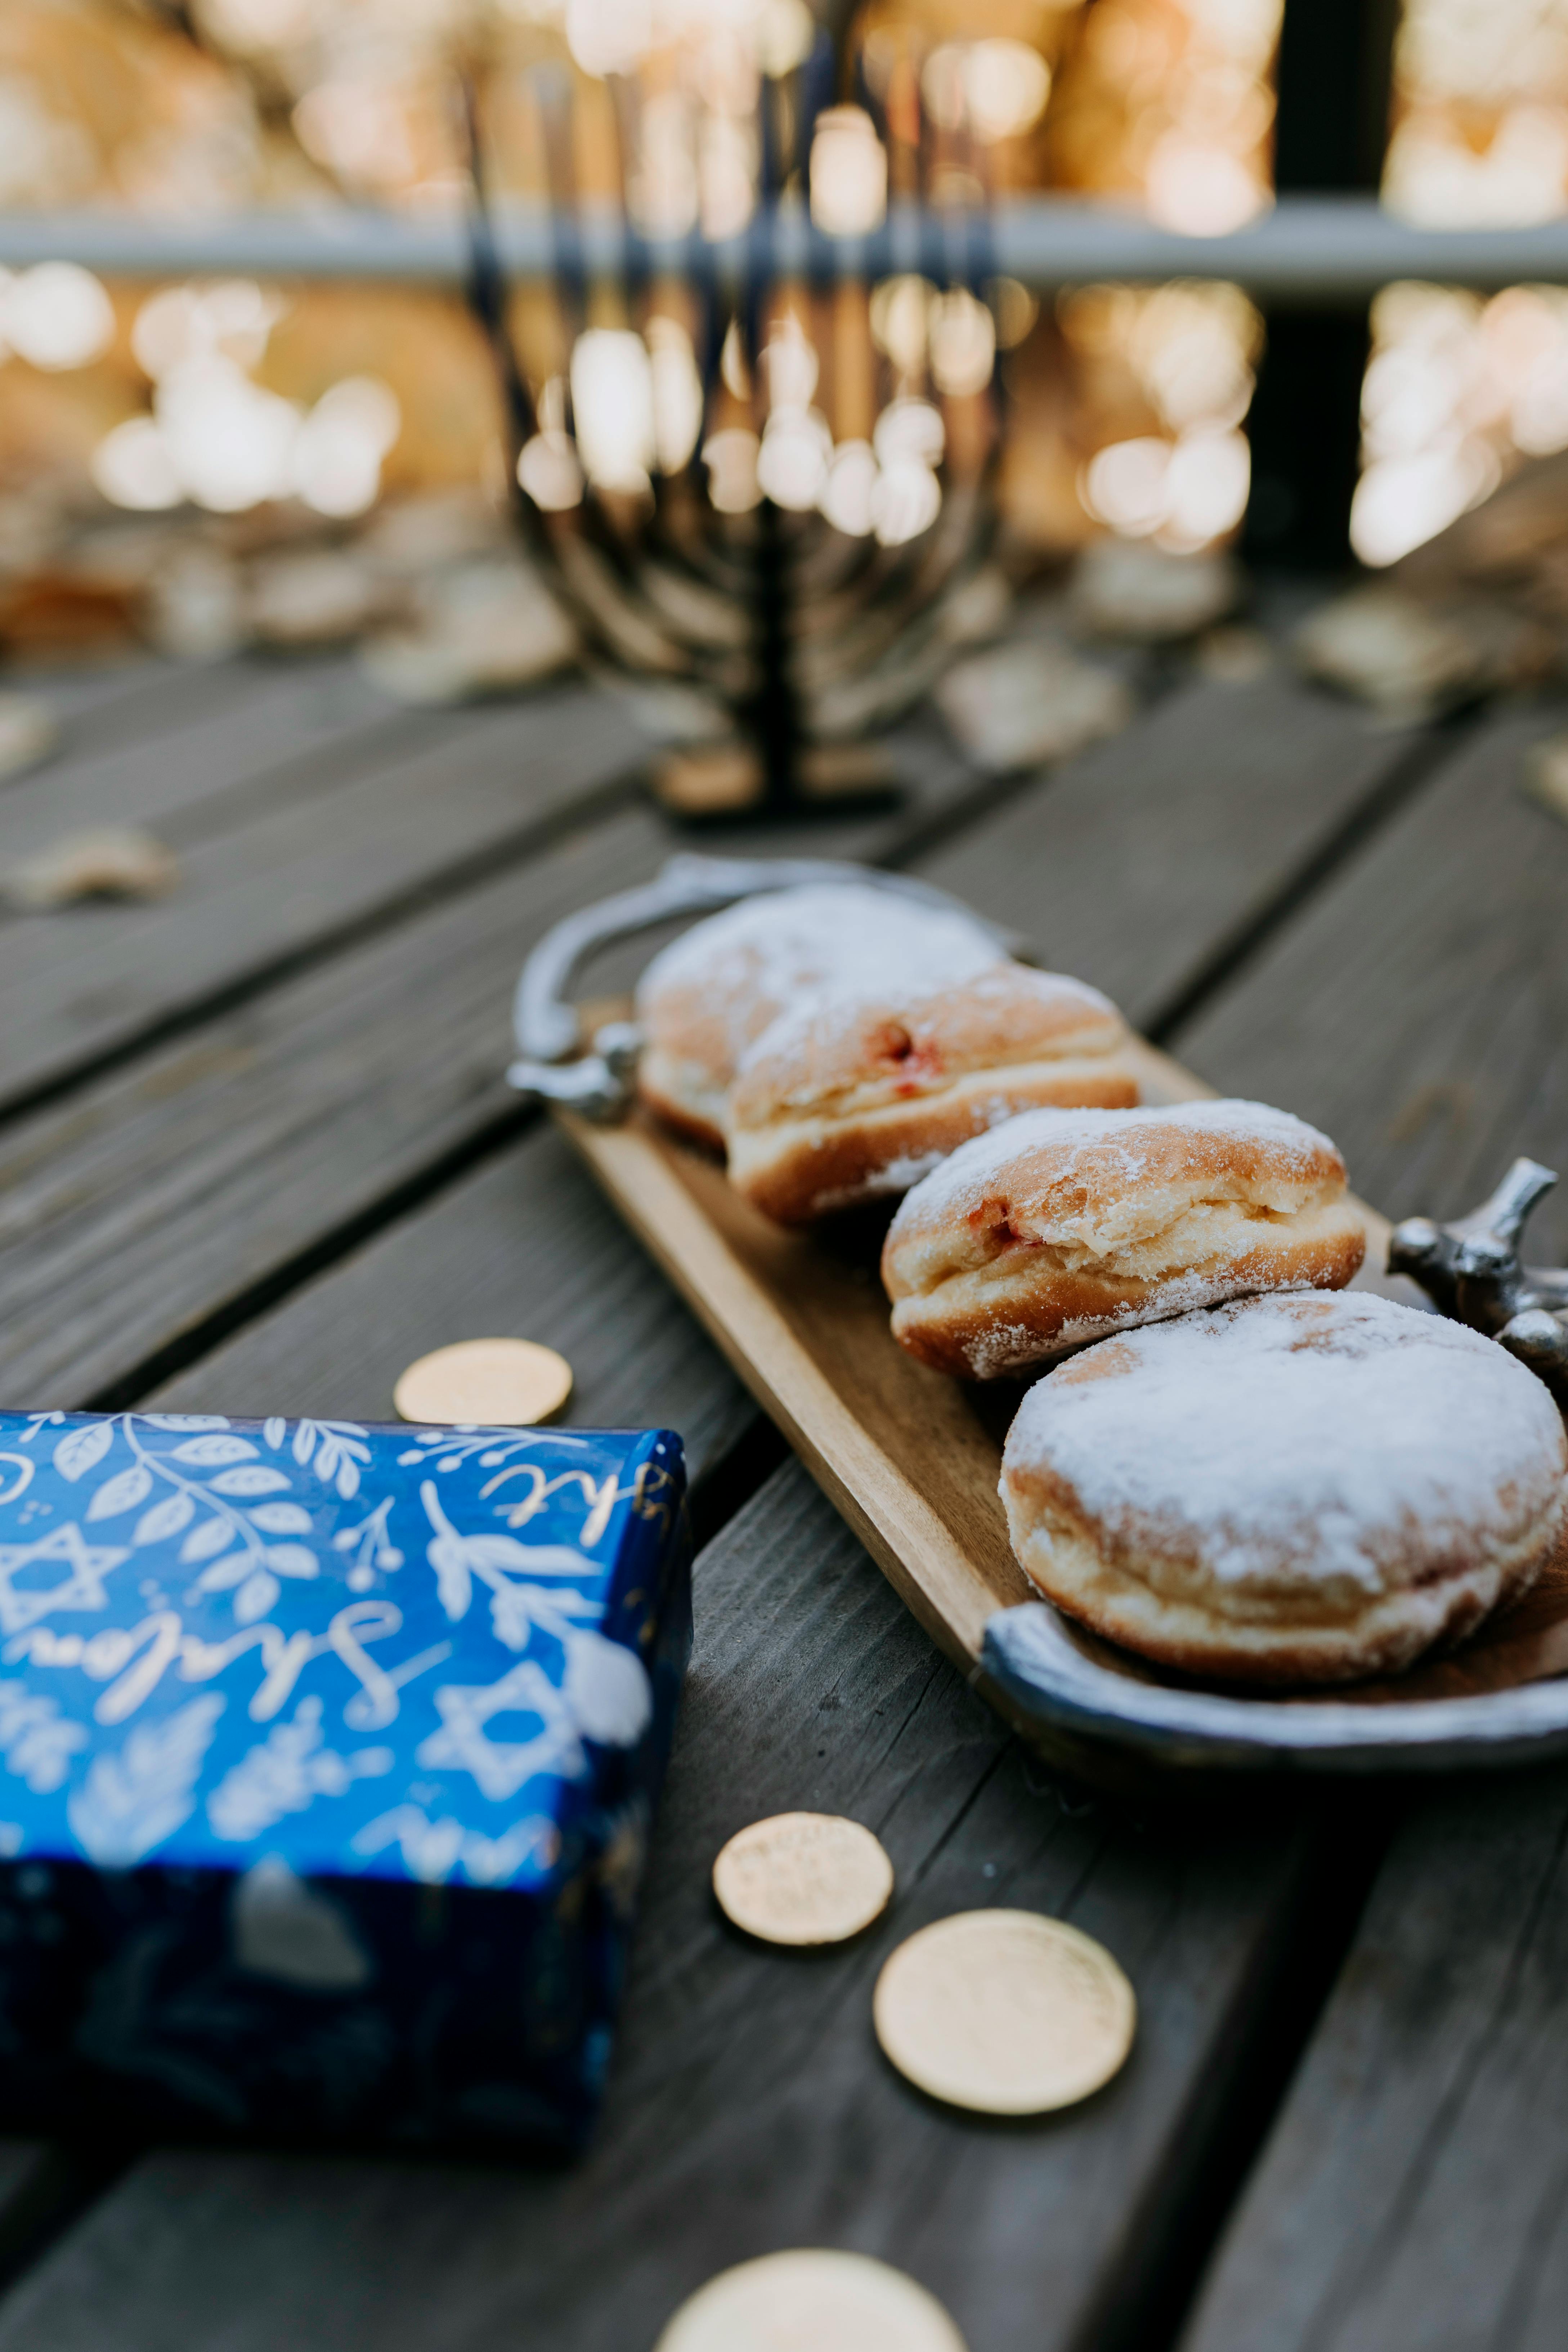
[729,1057,1141,1224]
[725,967,1138,1223]
[632,888,1139,1223]
[726,968,1128,1130]
[633,884,1008,1149]
[882,1100,1365,1376]
[998,1292,1568,1686]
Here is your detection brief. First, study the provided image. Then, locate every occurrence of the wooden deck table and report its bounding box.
[0,630,1564,2352]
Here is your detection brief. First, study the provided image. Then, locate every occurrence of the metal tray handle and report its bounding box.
[506,852,1015,1119]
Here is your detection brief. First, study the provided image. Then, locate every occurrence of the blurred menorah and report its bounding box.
[462,4,1039,820]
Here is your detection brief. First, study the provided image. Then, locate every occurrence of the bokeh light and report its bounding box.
[517,429,586,511]
[1061,280,1261,551]
[1385,0,1568,227]
[1351,280,1568,565]
[1047,0,1279,235]
[702,427,762,513]
[922,40,1052,142]
[810,107,888,236]
[290,376,402,517]
[819,440,878,537]
[570,330,656,496]
[2,264,115,371]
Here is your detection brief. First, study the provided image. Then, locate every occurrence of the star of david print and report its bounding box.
[0,1523,130,1636]
[416,1660,584,1801]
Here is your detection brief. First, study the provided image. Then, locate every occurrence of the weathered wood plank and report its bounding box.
[1172,696,1568,1258]
[3,656,188,739]
[1092,696,1568,2351]
[0,681,995,1111]
[141,1117,754,1490]
[0,682,648,1110]
[918,671,1429,1031]
[1179,1761,1568,2352]
[0,661,400,858]
[0,1462,1320,2352]
[0,713,997,1408]
[0,805,671,1406]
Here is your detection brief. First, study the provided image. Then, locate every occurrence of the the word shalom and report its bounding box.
[4,1599,452,1729]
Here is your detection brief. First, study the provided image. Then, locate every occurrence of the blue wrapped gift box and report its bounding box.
[0,1409,690,2150]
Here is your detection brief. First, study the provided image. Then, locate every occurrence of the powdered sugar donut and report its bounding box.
[999,1291,1568,1685]
[883,1100,1365,1377]
[635,885,1003,1148]
[635,884,1138,1222]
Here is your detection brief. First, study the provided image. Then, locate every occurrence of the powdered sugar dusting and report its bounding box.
[971,1266,1226,1375]
[741,958,1117,1086]
[637,886,999,1029]
[811,1151,947,1213]
[892,1099,1337,1234]
[1003,1293,1568,1596]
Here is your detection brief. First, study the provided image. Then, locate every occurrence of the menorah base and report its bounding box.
[650,741,904,825]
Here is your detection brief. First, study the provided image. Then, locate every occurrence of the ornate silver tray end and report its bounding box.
[1389,1157,1568,1398]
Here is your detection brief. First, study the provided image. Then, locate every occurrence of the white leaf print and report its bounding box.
[66,1694,224,1867]
[234,1570,279,1625]
[208,1465,291,1498]
[172,1435,257,1468]
[140,1416,230,1432]
[192,1554,251,1594]
[53,1422,113,1482]
[262,1419,287,1451]
[264,1545,317,1580]
[292,1425,317,1468]
[335,1457,360,1500]
[207,1699,393,1841]
[0,1680,91,1794]
[86,1464,153,1522]
[180,1515,234,1566]
[247,1502,312,1535]
[562,1630,653,1746]
[133,1491,195,1547]
[232,1857,372,1989]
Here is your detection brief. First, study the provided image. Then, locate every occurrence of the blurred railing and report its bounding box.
[1,197,1566,301]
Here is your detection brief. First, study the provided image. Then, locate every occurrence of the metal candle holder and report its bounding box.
[460,19,1004,820]
[1389,1159,1568,1399]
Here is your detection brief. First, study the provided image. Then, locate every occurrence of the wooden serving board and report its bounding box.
[558,1035,1568,1738]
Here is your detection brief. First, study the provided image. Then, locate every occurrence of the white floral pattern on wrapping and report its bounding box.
[0,1411,689,2151]
[0,1413,682,1889]
[21,1410,356,1632]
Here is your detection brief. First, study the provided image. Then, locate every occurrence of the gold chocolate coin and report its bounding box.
[654,2249,968,2352]
[873,1909,1135,2115]
[713,1813,894,1947]
[393,1337,573,1427]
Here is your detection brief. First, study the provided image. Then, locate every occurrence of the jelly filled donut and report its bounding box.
[635,884,1139,1224]
[883,1099,1365,1377]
